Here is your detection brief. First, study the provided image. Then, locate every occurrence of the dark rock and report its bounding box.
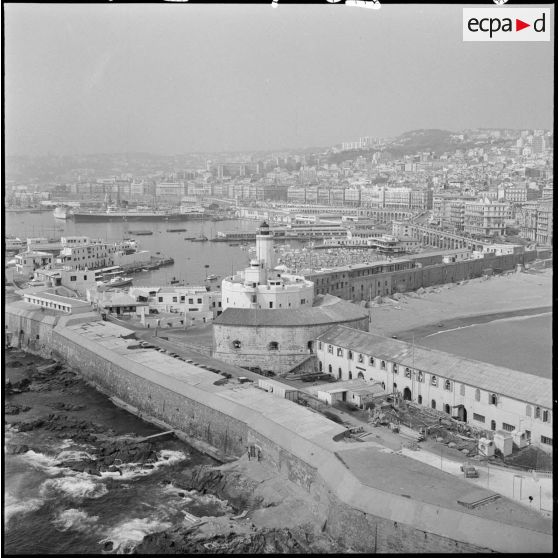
[6,444,29,455]
[103,541,113,551]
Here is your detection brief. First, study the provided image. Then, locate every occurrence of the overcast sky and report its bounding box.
[4,3,554,155]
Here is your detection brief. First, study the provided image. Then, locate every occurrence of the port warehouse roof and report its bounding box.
[317,325,551,408]
[23,290,92,309]
[213,295,367,327]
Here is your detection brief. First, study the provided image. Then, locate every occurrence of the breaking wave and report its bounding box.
[99,517,172,554]
[40,474,108,500]
[99,449,188,480]
[5,493,45,526]
[53,508,100,533]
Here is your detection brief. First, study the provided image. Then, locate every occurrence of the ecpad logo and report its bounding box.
[463,8,550,41]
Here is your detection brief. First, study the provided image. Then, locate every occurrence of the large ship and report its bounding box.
[70,205,207,222]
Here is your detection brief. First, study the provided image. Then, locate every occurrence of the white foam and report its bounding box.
[56,449,97,462]
[99,518,172,554]
[99,449,188,480]
[5,493,45,526]
[23,449,68,476]
[40,474,108,500]
[53,508,100,533]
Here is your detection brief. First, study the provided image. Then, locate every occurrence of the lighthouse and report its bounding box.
[255,221,275,270]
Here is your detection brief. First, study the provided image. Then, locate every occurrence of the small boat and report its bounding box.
[170,277,180,284]
[228,242,240,247]
[183,237,196,241]
[129,230,153,235]
[166,228,187,232]
[98,276,133,288]
[191,235,208,242]
[206,274,219,281]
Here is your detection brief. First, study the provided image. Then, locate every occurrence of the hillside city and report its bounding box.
[5,127,553,554]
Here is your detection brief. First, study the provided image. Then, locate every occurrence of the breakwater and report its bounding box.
[5,303,553,553]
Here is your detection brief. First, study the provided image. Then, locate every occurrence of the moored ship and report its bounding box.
[70,206,207,222]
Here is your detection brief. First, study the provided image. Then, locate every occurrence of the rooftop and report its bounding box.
[213,295,367,327]
[317,325,551,408]
[24,290,91,308]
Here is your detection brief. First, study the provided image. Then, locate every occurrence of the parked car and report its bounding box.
[460,463,479,478]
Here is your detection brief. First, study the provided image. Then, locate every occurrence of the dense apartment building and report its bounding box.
[463,200,512,238]
[520,199,553,246]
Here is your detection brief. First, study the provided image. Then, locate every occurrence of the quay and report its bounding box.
[4,302,552,554]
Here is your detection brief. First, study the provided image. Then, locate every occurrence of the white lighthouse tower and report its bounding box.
[255,221,275,271]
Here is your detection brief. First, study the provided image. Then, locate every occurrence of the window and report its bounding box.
[181,296,185,302]
[319,361,323,372]
[158,297,163,302]
[444,404,451,414]
[431,400,436,410]
[502,423,515,432]
[381,360,386,369]
[431,376,438,387]
[460,384,465,396]
[369,356,375,366]
[404,367,411,379]
[393,364,398,374]
[417,395,422,405]
[542,410,550,423]
[197,298,202,304]
[70,276,77,281]
[490,420,496,431]
[337,348,343,357]
[338,368,342,379]
[189,298,194,304]
[318,342,322,350]
[489,394,497,406]
[328,345,333,354]
[535,407,541,419]
[475,389,481,401]
[328,364,332,374]
[232,340,241,349]
[526,405,532,417]
[348,351,353,360]
[268,341,279,351]
[84,275,87,280]
[348,371,352,380]
[540,435,552,446]
[417,371,424,383]
[358,354,364,363]
[301,298,306,304]
[269,302,273,308]
[473,413,485,423]
[172,297,178,303]
[444,380,452,391]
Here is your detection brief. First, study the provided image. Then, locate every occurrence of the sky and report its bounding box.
[4,3,554,155]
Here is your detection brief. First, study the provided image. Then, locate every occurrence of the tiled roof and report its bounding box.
[213,297,367,327]
[317,325,551,408]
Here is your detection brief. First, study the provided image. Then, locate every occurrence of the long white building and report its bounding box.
[316,325,552,452]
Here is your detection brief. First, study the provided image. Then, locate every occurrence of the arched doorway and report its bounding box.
[403,387,412,401]
[357,372,364,380]
[444,404,451,414]
[307,341,313,353]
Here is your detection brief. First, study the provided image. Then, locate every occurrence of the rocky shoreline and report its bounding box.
[4,348,342,553]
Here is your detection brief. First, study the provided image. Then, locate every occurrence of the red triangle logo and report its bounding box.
[516,19,530,32]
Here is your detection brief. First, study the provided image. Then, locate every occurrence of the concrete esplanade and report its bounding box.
[5,302,552,553]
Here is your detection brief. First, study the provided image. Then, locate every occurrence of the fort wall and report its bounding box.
[4,304,552,553]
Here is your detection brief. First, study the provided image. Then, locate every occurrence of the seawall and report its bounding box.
[5,304,553,553]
